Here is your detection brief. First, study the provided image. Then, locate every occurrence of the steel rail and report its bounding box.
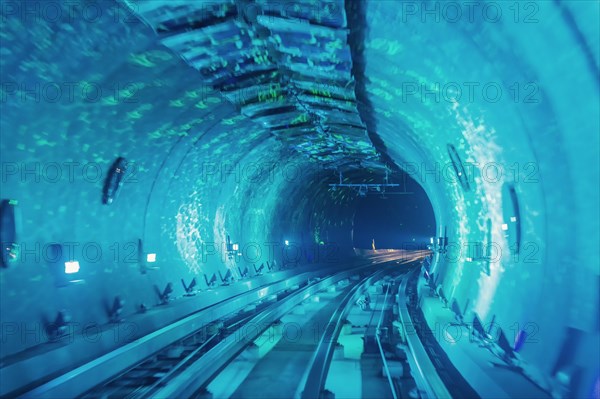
[151,262,397,399]
[397,268,451,399]
[299,270,393,399]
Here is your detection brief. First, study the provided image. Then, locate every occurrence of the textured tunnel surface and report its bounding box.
[0,1,599,398]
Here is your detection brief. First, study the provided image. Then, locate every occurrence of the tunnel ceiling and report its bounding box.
[121,0,384,171]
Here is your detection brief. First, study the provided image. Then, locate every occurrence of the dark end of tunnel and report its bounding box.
[352,174,436,250]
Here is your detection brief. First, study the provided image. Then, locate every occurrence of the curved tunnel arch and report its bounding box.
[0,0,598,397]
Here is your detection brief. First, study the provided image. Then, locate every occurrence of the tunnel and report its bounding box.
[0,0,598,398]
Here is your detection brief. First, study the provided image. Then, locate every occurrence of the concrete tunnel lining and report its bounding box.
[0,0,598,398]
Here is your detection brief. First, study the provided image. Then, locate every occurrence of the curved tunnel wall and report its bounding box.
[0,0,598,396]
[352,1,599,395]
[0,6,356,358]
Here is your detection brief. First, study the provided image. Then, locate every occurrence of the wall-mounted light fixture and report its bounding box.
[46,244,84,287]
[447,144,471,191]
[503,184,522,255]
[0,199,20,268]
[226,234,240,260]
[64,261,80,274]
[102,157,129,205]
[137,239,158,274]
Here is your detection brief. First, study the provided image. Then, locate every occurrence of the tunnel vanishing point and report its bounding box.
[0,1,599,399]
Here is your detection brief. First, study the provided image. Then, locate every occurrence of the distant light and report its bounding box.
[232,243,239,251]
[501,223,508,231]
[285,240,289,246]
[466,257,473,262]
[430,237,434,244]
[510,216,517,222]
[65,261,80,274]
[147,253,156,263]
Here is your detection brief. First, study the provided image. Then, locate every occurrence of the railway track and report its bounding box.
[19,255,412,399]
[149,266,399,399]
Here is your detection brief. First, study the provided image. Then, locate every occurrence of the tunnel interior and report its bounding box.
[351,171,436,250]
[0,1,599,398]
